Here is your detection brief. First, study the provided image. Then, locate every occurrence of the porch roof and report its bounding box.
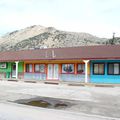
[0,45,120,62]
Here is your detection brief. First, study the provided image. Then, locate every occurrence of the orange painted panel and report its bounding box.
[74,63,77,75]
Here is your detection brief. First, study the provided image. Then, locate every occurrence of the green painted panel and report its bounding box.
[0,62,24,73]
[18,62,24,72]
[0,62,12,72]
[0,62,24,78]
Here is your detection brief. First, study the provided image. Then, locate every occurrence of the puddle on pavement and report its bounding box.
[12,97,120,118]
[54,103,68,108]
[14,97,73,109]
[25,100,52,108]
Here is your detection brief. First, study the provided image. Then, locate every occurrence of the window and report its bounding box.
[108,63,120,75]
[93,63,104,75]
[77,64,85,74]
[62,64,74,73]
[26,64,33,72]
[0,63,7,68]
[34,64,45,73]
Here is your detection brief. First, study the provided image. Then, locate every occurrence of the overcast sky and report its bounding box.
[0,0,120,38]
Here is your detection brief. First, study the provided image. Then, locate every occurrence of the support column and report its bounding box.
[83,60,90,83]
[75,63,77,75]
[15,61,19,79]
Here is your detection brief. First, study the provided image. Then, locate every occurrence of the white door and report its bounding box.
[48,64,53,79]
[12,64,16,78]
[47,64,59,80]
[53,64,59,79]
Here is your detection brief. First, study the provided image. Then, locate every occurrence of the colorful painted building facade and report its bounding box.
[0,45,120,84]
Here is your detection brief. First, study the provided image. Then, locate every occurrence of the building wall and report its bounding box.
[18,62,24,72]
[59,74,85,82]
[0,62,24,79]
[0,62,24,72]
[0,60,90,82]
[23,60,90,82]
[18,62,24,79]
[0,62,12,78]
[90,60,120,83]
[0,62,12,73]
[24,73,46,80]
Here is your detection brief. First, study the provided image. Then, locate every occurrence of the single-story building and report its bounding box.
[0,45,120,84]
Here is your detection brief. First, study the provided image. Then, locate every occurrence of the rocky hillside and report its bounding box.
[0,25,112,51]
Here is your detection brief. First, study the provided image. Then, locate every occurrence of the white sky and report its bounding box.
[0,0,120,38]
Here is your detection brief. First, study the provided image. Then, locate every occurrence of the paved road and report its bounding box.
[0,102,116,120]
[0,81,119,119]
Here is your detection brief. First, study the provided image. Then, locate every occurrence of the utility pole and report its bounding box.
[113,32,115,40]
[111,32,115,45]
[113,32,115,45]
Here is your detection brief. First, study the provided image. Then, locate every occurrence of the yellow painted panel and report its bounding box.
[87,62,90,75]
[24,63,26,72]
[24,60,84,64]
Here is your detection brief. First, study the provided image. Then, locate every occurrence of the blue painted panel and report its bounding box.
[60,74,85,82]
[90,60,120,83]
[24,73,85,82]
[24,73,46,80]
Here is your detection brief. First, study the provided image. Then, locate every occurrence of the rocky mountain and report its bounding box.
[0,25,115,51]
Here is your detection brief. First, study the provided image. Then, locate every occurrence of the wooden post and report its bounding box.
[75,63,77,75]
[15,61,19,79]
[83,60,89,83]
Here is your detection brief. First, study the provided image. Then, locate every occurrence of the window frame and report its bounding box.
[107,63,120,75]
[61,64,75,74]
[93,63,105,75]
[25,64,33,73]
[77,63,85,74]
[34,64,46,73]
